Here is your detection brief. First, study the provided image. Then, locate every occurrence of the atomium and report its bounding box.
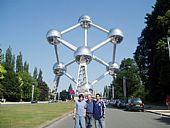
[46,29,61,45]
[74,46,93,64]
[108,28,124,44]
[78,15,92,29]
[46,15,124,95]
[107,62,120,76]
[53,62,66,76]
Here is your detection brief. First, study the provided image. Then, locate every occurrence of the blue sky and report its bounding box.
[0,0,156,93]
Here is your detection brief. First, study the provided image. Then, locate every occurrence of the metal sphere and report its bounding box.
[107,62,119,76]
[78,15,92,29]
[74,46,93,64]
[46,29,61,45]
[108,28,123,44]
[53,62,66,76]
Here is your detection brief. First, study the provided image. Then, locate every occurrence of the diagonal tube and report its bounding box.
[61,23,80,35]
[65,72,77,84]
[57,38,77,51]
[93,55,109,67]
[91,38,111,52]
[54,45,59,64]
[90,22,109,33]
[65,59,76,67]
[91,71,109,86]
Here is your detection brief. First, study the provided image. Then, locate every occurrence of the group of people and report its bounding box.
[73,93,106,128]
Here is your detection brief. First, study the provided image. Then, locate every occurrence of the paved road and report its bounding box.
[46,107,170,128]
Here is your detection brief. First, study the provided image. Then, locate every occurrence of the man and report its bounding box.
[93,93,106,128]
[73,94,86,128]
[166,95,170,110]
[86,94,94,128]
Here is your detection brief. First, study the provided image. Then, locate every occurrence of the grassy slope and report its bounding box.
[0,102,74,128]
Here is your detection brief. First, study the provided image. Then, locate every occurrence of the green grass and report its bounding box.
[0,102,74,128]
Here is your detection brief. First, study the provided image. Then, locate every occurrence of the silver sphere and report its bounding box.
[108,28,123,44]
[53,62,66,76]
[46,29,61,45]
[78,15,92,29]
[74,46,93,64]
[107,62,119,76]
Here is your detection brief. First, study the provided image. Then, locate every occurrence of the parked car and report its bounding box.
[31,100,38,104]
[117,99,127,108]
[126,98,144,112]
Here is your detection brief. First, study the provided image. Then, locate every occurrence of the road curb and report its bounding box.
[145,110,170,117]
[38,112,72,128]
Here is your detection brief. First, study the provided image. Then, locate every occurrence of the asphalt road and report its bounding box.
[46,107,170,128]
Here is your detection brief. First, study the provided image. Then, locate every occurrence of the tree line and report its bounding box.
[104,0,170,103]
[0,47,49,101]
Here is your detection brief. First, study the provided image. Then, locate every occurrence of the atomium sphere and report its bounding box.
[107,62,119,76]
[53,62,66,76]
[78,15,92,29]
[108,28,123,44]
[74,46,93,64]
[46,29,61,45]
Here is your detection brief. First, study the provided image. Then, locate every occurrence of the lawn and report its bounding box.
[0,102,74,128]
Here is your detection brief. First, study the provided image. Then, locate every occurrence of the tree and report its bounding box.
[17,71,36,101]
[33,67,38,80]
[103,86,110,98]
[16,52,23,72]
[37,69,43,85]
[23,61,29,72]
[4,47,14,71]
[0,64,6,98]
[60,90,68,101]
[37,81,49,101]
[113,58,144,99]
[134,0,170,101]
[0,48,2,64]
[0,64,6,79]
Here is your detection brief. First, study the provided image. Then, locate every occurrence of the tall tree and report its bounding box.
[38,81,49,101]
[37,69,43,85]
[23,61,29,72]
[33,67,38,80]
[0,64,6,98]
[113,58,144,99]
[0,48,2,64]
[68,84,73,92]
[16,52,23,72]
[4,47,13,71]
[134,0,170,101]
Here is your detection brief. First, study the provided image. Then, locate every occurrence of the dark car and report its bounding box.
[126,98,144,112]
[31,100,38,104]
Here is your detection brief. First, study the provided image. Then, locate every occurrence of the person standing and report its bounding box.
[73,94,86,128]
[86,94,94,128]
[93,93,106,128]
[166,95,170,110]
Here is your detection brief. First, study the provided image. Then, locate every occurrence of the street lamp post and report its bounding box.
[31,85,35,102]
[123,76,127,99]
[167,37,170,59]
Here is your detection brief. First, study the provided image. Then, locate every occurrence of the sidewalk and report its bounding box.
[145,104,170,117]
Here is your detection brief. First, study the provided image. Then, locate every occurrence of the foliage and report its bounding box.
[113,58,144,99]
[0,47,49,101]
[0,64,6,79]
[134,0,170,101]
[60,89,68,101]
